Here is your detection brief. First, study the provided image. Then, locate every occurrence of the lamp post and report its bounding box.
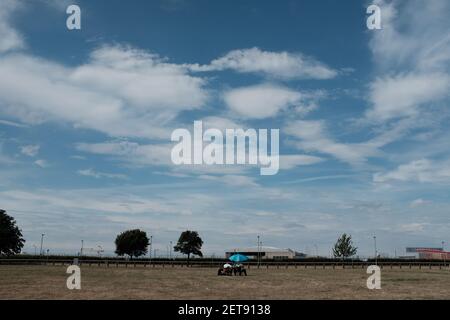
[40,234,45,256]
[149,235,153,261]
[170,241,173,260]
[373,236,377,266]
[257,236,262,268]
[257,236,260,268]
[80,240,84,257]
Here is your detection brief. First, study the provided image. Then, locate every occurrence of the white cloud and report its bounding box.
[77,168,128,180]
[20,144,40,157]
[0,0,24,53]
[366,0,450,122]
[398,223,426,233]
[34,159,49,168]
[367,72,450,121]
[0,119,27,127]
[374,159,450,183]
[198,174,259,187]
[0,45,209,139]
[189,47,337,80]
[370,0,450,72]
[224,84,302,119]
[285,120,380,165]
[72,45,208,112]
[279,155,324,169]
[75,141,172,167]
[201,116,243,131]
[76,140,252,176]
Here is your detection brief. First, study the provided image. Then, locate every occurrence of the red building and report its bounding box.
[417,249,450,260]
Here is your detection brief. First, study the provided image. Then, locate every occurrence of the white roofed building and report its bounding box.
[225,246,304,260]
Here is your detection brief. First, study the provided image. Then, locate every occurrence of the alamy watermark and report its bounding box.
[66,5,81,30]
[366,4,381,30]
[66,265,81,290]
[366,265,381,290]
[171,121,279,175]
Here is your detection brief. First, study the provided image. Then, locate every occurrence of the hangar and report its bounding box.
[225,246,305,260]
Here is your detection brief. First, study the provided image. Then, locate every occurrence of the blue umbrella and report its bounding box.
[229,254,249,263]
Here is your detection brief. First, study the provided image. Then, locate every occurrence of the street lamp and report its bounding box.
[257,236,260,267]
[40,234,45,256]
[257,236,263,268]
[373,236,377,265]
[149,235,153,260]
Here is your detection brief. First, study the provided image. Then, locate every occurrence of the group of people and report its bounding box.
[217,263,247,276]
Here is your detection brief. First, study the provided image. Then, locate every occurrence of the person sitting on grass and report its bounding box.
[218,263,233,276]
[234,263,247,276]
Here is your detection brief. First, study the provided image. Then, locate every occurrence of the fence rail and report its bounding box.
[0,259,448,269]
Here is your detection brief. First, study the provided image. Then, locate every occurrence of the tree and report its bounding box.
[333,233,357,260]
[0,209,25,256]
[115,229,149,259]
[174,230,203,265]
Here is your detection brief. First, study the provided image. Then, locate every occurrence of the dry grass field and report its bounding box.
[0,265,449,300]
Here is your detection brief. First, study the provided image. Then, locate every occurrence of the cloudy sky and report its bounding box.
[0,0,449,257]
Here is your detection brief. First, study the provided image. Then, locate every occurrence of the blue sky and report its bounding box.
[0,0,449,257]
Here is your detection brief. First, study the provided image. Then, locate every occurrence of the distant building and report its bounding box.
[416,249,450,260]
[225,246,305,260]
[405,247,449,260]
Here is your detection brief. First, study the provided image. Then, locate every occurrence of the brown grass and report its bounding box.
[0,265,449,300]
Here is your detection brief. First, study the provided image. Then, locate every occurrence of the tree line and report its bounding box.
[1,209,358,259]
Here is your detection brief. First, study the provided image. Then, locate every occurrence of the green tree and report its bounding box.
[115,229,149,259]
[333,233,357,260]
[174,230,203,265]
[0,209,25,256]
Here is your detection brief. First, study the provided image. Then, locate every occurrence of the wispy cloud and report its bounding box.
[20,144,40,157]
[0,0,25,53]
[34,159,49,168]
[189,47,337,80]
[77,168,128,180]
[374,159,450,184]
[285,120,381,165]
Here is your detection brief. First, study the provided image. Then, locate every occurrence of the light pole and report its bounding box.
[80,240,84,257]
[257,235,261,268]
[373,236,377,265]
[257,236,260,267]
[97,245,103,257]
[33,244,37,256]
[259,241,263,266]
[149,235,153,261]
[170,241,173,260]
[40,234,45,256]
